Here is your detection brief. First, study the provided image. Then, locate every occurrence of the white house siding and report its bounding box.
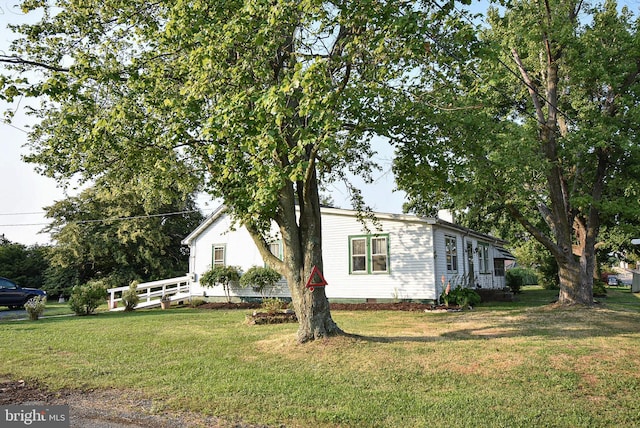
[432,225,506,293]
[183,207,508,302]
[321,211,437,301]
[188,214,289,300]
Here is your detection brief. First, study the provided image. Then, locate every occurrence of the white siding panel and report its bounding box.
[186,208,507,301]
[190,214,290,299]
[321,213,437,300]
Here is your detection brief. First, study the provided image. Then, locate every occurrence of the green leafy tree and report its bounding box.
[1,0,451,341]
[394,0,640,305]
[200,265,242,303]
[43,177,203,290]
[240,266,283,298]
[0,237,49,289]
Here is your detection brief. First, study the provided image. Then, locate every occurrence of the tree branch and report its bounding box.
[0,55,69,73]
[506,202,561,258]
[245,222,285,273]
[511,49,545,126]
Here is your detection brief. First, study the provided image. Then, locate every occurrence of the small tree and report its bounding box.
[200,266,242,303]
[505,270,525,294]
[121,281,141,312]
[69,280,107,316]
[240,267,282,299]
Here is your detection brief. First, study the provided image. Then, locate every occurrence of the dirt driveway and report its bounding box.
[0,379,268,428]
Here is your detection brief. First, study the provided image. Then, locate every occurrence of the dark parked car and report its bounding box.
[0,277,47,309]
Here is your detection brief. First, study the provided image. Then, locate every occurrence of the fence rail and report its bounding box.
[107,276,191,310]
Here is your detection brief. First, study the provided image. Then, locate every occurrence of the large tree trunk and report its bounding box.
[557,257,594,305]
[262,167,342,343]
[248,197,342,343]
[555,215,598,305]
[287,271,341,343]
[294,203,341,342]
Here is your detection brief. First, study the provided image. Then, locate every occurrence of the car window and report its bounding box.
[0,279,17,290]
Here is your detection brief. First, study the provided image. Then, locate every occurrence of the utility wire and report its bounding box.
[0,209,206,228]
[0,211,45,216]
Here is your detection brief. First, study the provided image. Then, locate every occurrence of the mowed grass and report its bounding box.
[0,302,78,320]
[2,287,640,427]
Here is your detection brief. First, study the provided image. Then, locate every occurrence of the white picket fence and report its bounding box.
[107,276,191,310]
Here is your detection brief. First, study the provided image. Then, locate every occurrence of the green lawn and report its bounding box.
[2,287,640,427]
[0,302,78,320]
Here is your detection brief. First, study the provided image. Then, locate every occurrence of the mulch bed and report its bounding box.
[198,301,449,312]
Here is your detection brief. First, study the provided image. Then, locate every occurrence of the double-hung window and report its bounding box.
[445,236,458,273]
[212,244,226,267]
[478,242,490,274]
[349,234,390,274]
[269,241,283,260]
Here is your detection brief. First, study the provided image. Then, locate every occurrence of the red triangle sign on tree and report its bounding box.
[305,265,328,291]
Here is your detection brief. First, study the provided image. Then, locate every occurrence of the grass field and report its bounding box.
[2,286,640,427]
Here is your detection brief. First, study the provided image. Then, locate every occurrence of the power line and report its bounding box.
[0,209,205,228]
[0,211,45,216]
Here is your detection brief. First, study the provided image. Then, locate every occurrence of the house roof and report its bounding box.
[181,204,509,247]
[181,204,228,246]
[494,247,516,260]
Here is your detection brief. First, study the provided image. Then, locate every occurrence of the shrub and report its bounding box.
[239,266,282,297]
[506,269,525,294]
[593,281,607,297]
[261,298,287,314]
[440,286,481,308]
[25,296,47,320]
[121,281,140,311]
[200,266,242,303]
[69,280,107,315]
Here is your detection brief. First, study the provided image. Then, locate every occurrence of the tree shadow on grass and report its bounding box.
[342,305,640,344]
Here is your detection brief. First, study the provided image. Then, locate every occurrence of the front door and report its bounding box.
[467,242,474,287]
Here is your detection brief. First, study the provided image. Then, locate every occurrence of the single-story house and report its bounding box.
[181,205,514,302]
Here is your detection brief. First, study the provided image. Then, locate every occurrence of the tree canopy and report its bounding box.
[0,236,49,289]
[393,0,640,304]
[1,0,454,341]
[43,177,203,291]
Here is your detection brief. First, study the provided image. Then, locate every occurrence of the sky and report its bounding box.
[0,4,406,246]
[2,0,638,246]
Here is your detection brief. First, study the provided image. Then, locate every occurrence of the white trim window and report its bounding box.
[212,244,226,267]
[350,237,368,273]
[478,242,490,274]
[349,234,390,274]
[268,240,283,261]
[445,236,458,273]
